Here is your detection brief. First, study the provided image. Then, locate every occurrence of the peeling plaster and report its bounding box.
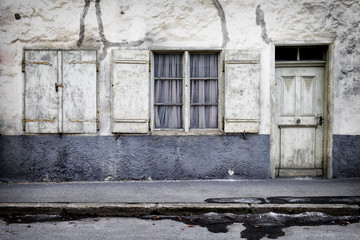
[255,4,269,44]
[212,0,229,48]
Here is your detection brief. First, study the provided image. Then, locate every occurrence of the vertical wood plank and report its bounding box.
[224,50,260,133]
[111,50,149,133]
[24,50,59,133]
[62,50,97,133]
[183,51,190,132]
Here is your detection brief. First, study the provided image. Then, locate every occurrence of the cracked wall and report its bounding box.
[0,0,359,132]
[0,0,357,135]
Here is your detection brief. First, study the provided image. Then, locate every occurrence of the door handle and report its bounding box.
[317,116,324,126]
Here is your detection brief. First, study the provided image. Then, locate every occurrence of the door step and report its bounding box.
[276,168,323,177]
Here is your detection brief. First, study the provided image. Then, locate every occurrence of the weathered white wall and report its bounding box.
[0,0,359,135]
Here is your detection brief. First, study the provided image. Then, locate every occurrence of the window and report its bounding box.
[24,50,97,134]
[111,49,260,134]
[153,52,219,131]
[154,54,183,129]
[275,46,327,61]
[190,54,218,128]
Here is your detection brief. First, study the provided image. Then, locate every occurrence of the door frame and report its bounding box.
[269,41,334,179]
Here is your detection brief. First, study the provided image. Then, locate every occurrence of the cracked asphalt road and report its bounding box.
[1,212,360,240]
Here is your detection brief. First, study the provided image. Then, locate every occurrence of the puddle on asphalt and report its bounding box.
[141,212,360,240]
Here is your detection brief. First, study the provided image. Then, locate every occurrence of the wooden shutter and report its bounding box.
[62,51,97,133]
[224,50,260,133]
[24,50,59,133]
[111,50,149,133]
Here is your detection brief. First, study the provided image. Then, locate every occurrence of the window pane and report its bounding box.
[275,47,297,61]
[155,80,182,103]
[191,106,218,128]
[155,106,182,129]
[191,80,218,104]
[154,54,182,78]
[154,54,183,129]
[190,54,218,129]
[190,54,218,78]
[299,47,325,60]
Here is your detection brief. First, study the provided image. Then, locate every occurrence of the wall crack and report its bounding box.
[77,0,144,61]
[255,4,270,44]
[212,0,229,48]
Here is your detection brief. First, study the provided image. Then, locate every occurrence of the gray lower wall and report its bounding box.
[333,135,360,178]
[0,135,270,182]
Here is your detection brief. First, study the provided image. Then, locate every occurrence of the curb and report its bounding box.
[0,203,359,217]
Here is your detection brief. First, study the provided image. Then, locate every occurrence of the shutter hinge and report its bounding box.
[55,83,64,92]
[149,62,151,72]
[148,119,151,132]
[69,60,98,72]
[115,132,120,140]
[222,61,225,72]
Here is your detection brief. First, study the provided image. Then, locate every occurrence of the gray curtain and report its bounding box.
[154,54,183,128]
[154,53,218,129]
[190,54,218,128]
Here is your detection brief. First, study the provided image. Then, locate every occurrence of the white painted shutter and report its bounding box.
[224,50,260,133]
[24,50,59,133]
[62,51,97,133]
[111,50,149,133]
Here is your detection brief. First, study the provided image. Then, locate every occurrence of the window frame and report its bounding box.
[150,50,224,135]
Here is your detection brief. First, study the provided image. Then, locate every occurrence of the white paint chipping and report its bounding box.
[0,0,359,136]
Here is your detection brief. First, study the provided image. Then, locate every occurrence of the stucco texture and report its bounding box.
[0,135,270,182]
[0,0,360,135]
[333,135,360,178]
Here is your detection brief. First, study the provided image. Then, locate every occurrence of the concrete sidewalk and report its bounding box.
[0,179,359,217]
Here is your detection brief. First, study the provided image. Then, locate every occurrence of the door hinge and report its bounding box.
[69,60,99,72]
[22,60,53,72]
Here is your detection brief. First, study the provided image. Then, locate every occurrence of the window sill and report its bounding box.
[151,129,223,136]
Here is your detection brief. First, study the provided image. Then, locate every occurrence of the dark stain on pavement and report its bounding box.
[3,210,360,240]
[3,214,83,224]
[142,213,360,240]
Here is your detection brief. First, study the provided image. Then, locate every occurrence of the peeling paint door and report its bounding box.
[275,67,324,177]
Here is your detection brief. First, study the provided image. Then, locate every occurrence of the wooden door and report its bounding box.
[275,67,324,177]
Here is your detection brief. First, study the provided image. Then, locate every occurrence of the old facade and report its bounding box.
[0,0,359,182]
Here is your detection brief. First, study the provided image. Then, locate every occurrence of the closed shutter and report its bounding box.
[24,50,59,133]
[224,50,260,133]
[111,50,149,133]
[62,51,97,133]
